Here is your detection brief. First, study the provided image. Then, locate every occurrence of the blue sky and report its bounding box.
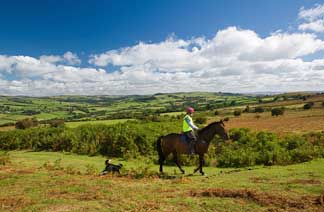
[1,0,324,95]
[0,0,320,57]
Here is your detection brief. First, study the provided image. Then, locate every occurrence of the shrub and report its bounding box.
[254,106,265,113]
[271,107,285,116]
[0,152,11,165]
[303,102,313,110]
[15,117,39,129]
[195,117,207,124]
[49,119,65,128]
[233,110,241,116]
[215,129,324,167]
[243,106,250,113]
[214,110,219,115]
[1,120,324,168]
[223,117,230,121]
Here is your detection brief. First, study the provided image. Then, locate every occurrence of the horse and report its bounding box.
[156,120,229,176]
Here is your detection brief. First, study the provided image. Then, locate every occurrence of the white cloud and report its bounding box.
[39,55,62,64]
[203,27,324,61]
[299,4,324,32]
[38,52,81,65]
[299,4,324,21]
[299,19,324,32]
[63,51,81,65]
[1,27,324,95]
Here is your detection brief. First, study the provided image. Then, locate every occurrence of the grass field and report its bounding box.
[65,119,133,128]
[0,92,258,126]
[0,151,323,212]
[223,108,324,134]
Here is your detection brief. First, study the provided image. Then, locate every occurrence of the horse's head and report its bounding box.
[198,119,229,141]
[213,120,229,140]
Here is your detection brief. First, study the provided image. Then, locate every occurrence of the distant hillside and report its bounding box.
[0,92,322,126]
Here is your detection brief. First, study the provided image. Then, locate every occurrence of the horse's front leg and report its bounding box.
[193,154,202,173]
[193,154,205,175]
[199,154,205,176]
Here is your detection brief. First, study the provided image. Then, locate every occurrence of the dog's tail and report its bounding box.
[156,136,164,160]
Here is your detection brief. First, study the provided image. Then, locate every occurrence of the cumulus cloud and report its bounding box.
[39,55,62,64]
[299,19,324,32]
[299,4,324,32]
[38,51,81,65]
[63,51,81,65]
[2,9,324,95]
[299,4,324,21]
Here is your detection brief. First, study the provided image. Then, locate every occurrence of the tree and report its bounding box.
[271,107,285,116]
[49,119,65,128]
[233,110,241,116]
[254,106,265,113]
[303,102,314,110]
[243,106,250,113]
[195,117,207,124]
[15,117,39,129]
[258,98,263,104]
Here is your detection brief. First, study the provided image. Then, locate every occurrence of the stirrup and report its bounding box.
[190,148,195,155]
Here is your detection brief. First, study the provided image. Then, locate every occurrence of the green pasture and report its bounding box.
[65,119,132,128]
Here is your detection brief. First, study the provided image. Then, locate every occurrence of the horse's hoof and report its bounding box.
[181,170,185,174]
[201,173,206,176]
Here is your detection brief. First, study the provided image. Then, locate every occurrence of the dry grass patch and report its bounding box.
[0,165,35,175]
[43,204,83,212]
[250,177,273,184]
[226,109,324,133]
[0,195,34,211]
[288,179,322,185]
[190,188,323,211]
[47,189,105,201]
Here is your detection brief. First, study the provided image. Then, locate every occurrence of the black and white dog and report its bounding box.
[100,159,123,175]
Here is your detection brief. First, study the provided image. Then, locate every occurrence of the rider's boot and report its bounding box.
[189,141,195,155]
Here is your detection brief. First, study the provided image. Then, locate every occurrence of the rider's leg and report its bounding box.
[188,131,196,154]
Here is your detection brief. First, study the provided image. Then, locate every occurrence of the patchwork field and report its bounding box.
[224,108,324,134]
[65,119,133,128]
[0,92,259,126]
[0,151,323,212]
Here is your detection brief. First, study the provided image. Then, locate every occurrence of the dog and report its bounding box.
[100,159,123,175]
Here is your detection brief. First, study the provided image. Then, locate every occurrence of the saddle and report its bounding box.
[180,133,190,144]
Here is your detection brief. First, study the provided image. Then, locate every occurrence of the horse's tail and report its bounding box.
[156,136,164,159]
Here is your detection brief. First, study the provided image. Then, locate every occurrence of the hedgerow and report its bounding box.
[0,121,323,167]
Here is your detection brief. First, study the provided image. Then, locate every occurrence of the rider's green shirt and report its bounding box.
[183,114,193,132]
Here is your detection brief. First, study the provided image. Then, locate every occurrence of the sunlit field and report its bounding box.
[0,151,323,212]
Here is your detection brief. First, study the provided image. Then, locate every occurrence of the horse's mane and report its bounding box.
[198,121,223,135]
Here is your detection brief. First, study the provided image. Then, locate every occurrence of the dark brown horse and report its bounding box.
[156,120,229,176]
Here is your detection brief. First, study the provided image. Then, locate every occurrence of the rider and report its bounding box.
[183,107,199,154]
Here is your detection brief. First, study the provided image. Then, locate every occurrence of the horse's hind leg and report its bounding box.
[159,155,165,173]
[173,152,185,174]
